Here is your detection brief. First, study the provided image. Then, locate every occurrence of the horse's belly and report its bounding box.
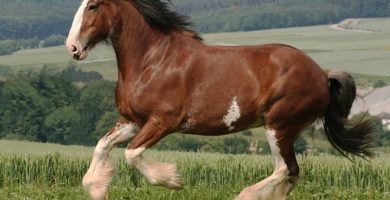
[180,109,264,136]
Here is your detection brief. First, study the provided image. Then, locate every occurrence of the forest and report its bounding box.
[0,66,261,154]
[0,67,389,153]
[0,0,390,55]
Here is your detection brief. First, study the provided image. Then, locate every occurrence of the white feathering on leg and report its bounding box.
[83,122,138,200]
[125,148,183,190]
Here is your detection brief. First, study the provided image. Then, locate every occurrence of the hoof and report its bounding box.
[145,162,183,190]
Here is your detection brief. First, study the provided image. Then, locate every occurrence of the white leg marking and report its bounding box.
[236,129,291,200]
[83,122,138,200]
[124,147,146,165]
[125,148,183,190]
[223,96,241,130]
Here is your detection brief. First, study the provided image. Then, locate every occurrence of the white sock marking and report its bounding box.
[125,147,146,164]
[125,147,183,189]
[266,129,288,172]
[223,97,241,130]
[83,122,138,200]
[236,129,290,200]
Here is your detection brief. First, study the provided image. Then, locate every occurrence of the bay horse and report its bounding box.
[66,0,374,199]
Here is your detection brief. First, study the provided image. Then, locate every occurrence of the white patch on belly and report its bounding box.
[223,97,241,131]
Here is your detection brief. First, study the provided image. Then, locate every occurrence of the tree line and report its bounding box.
[0,65,310,154]
[1,0,390,55]
[0,65,110,145]
[187,0,390,32]
[1,66,388,153]
[0,0,77,55]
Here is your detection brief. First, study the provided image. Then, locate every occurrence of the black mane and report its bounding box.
[132,0,202,41]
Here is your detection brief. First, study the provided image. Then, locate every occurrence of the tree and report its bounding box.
[59,64,103,82]
[241,129,253,136]
[373,80,386,88]
[223,136,250,154]
[41,34,66,47]
[93,110,120,141]
[177,137,207,152]
[76,80,117,145]
[199,141,225,153]
[31,67,79,111]
[0,79,46,140]
[294,136,308,154]
[44,106,81,144]
[0,40,20,55]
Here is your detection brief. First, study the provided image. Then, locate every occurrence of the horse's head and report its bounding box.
[66,0,118,60]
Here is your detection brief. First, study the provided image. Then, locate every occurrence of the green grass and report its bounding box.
[1,18,390,79]
[0,140,389,200]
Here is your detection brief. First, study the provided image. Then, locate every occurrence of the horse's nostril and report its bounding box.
[71,45,78,53]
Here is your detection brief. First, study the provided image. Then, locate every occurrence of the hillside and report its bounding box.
[352,85,390,116]
[0,0,389,39]
[175,0,390,33]
[1,18,390,80]
[1,0,389,56]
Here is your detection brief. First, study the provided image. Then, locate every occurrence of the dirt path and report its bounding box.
[79,58,116,64]
[328,18,374,33]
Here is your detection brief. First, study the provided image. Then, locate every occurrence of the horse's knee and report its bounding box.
[94,140,110,156]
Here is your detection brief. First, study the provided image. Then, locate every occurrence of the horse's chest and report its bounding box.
[115,87,150,124]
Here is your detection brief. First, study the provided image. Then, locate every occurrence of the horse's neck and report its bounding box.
[112,8,164,84]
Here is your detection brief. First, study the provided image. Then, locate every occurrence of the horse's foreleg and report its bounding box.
[83,119,139,200]
[236,128,299,200]
[125,118,182,190]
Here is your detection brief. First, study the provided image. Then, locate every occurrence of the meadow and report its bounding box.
[1,18,390,199]
[0,140,389,200]
[1,18,390,80]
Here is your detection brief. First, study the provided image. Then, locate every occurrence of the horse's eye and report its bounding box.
[88,3,98,11]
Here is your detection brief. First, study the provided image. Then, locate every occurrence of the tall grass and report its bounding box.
[0,151,389,199]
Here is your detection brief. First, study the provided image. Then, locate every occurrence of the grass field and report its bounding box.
[0,18,390,80]
[0,140,389,200]
[1,19,390,199]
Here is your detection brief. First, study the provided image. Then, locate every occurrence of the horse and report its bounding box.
[66,0,374,199]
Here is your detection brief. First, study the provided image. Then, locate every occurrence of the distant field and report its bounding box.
[352,18,390,32]
[0,140,389,200]
[204,18,390,76]
[0,18,389,80]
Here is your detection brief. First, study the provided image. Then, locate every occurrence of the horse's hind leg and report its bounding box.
[236,127,300,200]
[125,118,183,190]
[83,119,139,200]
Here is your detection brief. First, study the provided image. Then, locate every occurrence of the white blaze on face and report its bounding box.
[66,0,89,49]
[223,96,241,131]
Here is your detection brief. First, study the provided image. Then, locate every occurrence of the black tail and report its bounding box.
[323,69,374,159]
